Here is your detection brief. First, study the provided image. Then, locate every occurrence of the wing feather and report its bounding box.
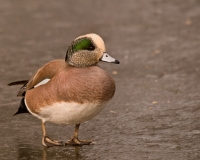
[8,59,66,97]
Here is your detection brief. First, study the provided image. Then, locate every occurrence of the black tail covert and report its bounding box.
[13,98,30,116]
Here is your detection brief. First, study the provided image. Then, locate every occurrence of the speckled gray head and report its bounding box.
[65,33,120,67]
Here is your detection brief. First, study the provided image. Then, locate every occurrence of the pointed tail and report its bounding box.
[8,80,29,86]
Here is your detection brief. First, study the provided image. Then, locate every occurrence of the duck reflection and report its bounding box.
[17,144,83,160]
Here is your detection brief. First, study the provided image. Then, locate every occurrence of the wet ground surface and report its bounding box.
[0,0,200,159]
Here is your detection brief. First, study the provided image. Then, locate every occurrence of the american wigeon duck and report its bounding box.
[8,33,120,147]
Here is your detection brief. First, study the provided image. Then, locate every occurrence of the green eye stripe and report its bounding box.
[72,38,95,52]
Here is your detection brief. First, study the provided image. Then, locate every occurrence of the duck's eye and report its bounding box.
[88,45,95,51]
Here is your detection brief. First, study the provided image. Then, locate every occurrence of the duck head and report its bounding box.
[65,33,120,67]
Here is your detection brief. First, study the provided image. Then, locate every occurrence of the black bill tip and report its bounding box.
[114,59,120,64]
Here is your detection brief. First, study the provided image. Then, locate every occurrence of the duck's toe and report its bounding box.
[65,137,92,146]
[42,135,65,147]
[78,139,93,145]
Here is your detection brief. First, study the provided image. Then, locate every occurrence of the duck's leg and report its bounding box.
[41,121,64,147]
[65,123,92,146]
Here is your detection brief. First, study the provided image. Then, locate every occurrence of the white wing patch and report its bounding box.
[34,79,50,88]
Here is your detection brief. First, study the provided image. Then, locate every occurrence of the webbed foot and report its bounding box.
[42,135,65,147]
[65,137,92,146]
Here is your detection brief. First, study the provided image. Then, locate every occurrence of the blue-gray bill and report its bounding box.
[100,53,120,64]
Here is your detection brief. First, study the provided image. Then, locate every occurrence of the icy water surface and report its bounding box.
[1,0,200,159]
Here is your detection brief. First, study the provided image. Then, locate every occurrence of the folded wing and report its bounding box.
[8,59,66,97]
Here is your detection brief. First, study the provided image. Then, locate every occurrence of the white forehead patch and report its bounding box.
[75,33,106,52]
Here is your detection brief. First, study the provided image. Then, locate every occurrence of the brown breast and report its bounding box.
[26,66,115,113]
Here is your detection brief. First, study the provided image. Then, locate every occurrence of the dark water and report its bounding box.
[1,0,200,159]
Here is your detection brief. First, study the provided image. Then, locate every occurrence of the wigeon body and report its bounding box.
[8,33,119,147]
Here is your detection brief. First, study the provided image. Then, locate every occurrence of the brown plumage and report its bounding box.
[25,60,115,113]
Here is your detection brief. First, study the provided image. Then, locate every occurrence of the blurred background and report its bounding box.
[0,0,200,159]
